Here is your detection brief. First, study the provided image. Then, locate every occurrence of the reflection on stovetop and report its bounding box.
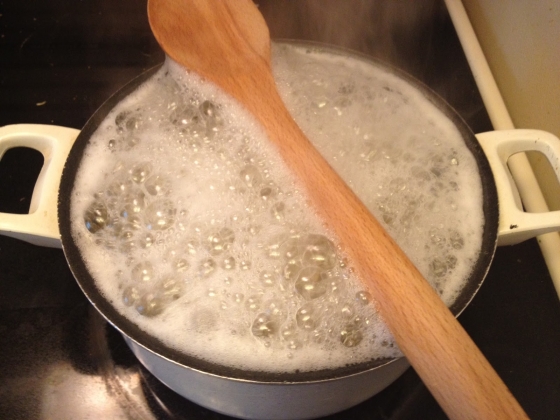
[1,0,560,419]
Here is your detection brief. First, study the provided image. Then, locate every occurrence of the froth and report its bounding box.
[70,42,484,374]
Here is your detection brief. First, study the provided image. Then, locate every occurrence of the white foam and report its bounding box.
[70,43,484,374]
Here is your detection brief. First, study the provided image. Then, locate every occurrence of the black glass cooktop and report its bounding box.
[1,1,559,419]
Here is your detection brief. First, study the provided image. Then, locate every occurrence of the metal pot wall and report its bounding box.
[2,41,560,420]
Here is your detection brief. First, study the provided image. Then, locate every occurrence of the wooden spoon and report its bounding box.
[147,1,528,418]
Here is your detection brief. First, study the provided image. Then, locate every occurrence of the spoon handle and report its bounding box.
[237,67,528,420]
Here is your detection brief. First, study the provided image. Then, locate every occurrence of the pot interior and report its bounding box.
[58,40,498,383]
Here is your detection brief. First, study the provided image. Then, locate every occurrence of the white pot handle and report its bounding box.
[477,129,560,246]
[2,125,559,249]
[0,124,79,248]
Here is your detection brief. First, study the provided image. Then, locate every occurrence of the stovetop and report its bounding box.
[1,1,559,419]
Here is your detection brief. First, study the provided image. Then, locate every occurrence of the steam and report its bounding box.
[257,0,442,69]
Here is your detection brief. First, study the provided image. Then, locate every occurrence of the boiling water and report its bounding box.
[70,43,484,373]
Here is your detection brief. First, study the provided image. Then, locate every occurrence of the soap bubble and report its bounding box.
[135,292,165,317]
[118,228,137,252]
[145,199,176,230]
[220,255,236,270]
[449,230,464,250]
[169,101,199,127]
[251,313,278,338]
[120,135,141,151]
[239,259,252,271]
[280,237,302,260]
[206,227,235,255]
[200,100,217,118]
[145,174,171,196]
[160,276,183,300]
[296,303,317,330]
[280,323,302,350]
[283,260,302,282]
[107,179,134,197]
[173,257,190,272]
[239,164,262,188]
[198,258,217,278]
[262,299,286,319]
[339,302,355,319]
[340,324,363,347]
[245,295,262,311]
[132,261,154,283]
[122,190,146,216]
[265,239,282,259]
[302,234,337,270]
[259,270,276,287]
[130,162,153,184]
[355,290,372,305]
[138,232,155,248]
[122,285,141,306]
[429,258,448,278]
[295,267,327,300]
[84,200,109,233]
[446,254,457,270]
[429,227,446,247]
[270,202,286,221]
[259,184,278,201]
[115,110,131,130]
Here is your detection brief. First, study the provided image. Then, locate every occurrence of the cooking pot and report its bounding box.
[2,41,560,420]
